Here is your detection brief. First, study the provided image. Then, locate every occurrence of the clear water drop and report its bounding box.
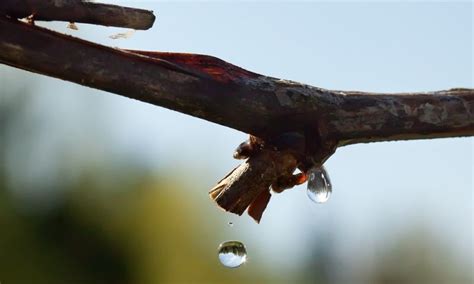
[228,221,234,227]
[307,166,332,203]
[218,241,247,268]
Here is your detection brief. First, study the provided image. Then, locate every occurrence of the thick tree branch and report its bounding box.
[1,16,472,222]
[1,18,471,145]
[0,0,155,29]
[332,89,474,145]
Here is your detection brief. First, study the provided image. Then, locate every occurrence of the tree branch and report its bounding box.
[332,89,474,146]
[0,0,155,29]
[1,16,472,221]
[2,18,471,144]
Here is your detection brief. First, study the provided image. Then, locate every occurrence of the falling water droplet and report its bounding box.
[218,241,247,268]
[228,221,234,227]
[307,166,332,203]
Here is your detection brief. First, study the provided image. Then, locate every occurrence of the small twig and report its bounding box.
[0,0,155,29]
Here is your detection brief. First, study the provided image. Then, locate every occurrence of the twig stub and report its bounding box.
[209,147,300,222]
[209,130,336,222]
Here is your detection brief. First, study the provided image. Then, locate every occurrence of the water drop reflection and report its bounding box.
[307,166,332,203]
[218,241,247,268]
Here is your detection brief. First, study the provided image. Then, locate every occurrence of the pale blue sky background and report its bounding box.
[1,1,472,281]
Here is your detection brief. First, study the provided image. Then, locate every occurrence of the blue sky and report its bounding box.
[1,1,472,280]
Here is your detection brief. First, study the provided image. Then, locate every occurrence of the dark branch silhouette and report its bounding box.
[0,0,155,29]
[0,3,472,222]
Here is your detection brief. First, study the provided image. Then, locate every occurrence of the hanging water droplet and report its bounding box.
[307,166,332,203]
[218,241,247,268]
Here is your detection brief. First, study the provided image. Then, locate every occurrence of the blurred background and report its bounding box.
[0,1,472,283]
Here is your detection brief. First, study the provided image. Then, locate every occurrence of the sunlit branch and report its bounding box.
[0,0,155,29]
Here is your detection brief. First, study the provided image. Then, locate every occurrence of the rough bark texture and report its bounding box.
[333,89,474,145]
[0,0,155,29]
[1,18,472,147]
[1,13,473,222]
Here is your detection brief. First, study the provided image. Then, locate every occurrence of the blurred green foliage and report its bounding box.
[0,76,470,284]
[0,83,270,283]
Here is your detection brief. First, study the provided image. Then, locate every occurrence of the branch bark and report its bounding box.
[1,18,471,145]
[0,0,155,29]
[332,89,474,145]
[1,16,473,221]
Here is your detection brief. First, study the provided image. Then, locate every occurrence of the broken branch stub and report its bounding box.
[208,130,337,222]
[209,148,299,222]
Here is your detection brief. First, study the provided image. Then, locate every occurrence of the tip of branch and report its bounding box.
[0,0,156,30]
